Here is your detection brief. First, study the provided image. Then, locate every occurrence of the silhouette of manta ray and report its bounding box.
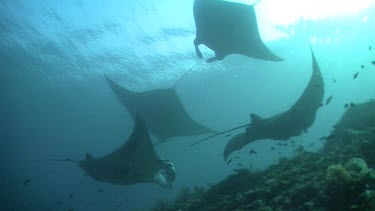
[78,116,173,187]
[105,75,217,143]
[191,47,324,160]
[193,0,283,62]
[33,116,175,189]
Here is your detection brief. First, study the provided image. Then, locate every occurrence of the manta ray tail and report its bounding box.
[173,60,203,88]
[27,158,80,163]
[190,123,251,146]
[252,0,263,6]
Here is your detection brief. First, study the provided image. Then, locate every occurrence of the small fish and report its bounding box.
[226,159,233,165]
[277,142,283,146]
[320,103,324,107]
[234,156,240,159]
[97,189,104,193]
[333,78,336,83]
[325,96,333,105]
[353,72,359,79]
[291,140,295,144]
[23,178,30,186]
[271,146,275,151]
[308,143,314,147]
[249,149,257,154]
[371,61,375,65]
[319,136,327,141]
[350,103,355,107]
[225,133,232,137]
[326,134,336,140]
[361,65,364,69]
[237,163,243,167]
[68,193,73,198]
[344,103,349,108]
[303,129,308,133]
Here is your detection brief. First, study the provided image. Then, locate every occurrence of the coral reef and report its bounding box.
[153,100,375,211]
[326,158,369,183]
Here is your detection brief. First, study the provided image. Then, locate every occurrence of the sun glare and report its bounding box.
[230,0,375,41]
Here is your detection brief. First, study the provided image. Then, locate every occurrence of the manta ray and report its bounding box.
[193,0,283,62]
[79,115,176,188]
[38,115,176,189]
[105,75,217,142]
[223,47,324,159]
[190,47,324,160]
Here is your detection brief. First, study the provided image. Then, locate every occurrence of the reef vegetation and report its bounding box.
[153,100,375,211]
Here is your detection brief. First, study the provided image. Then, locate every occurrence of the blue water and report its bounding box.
[1,0,375,210]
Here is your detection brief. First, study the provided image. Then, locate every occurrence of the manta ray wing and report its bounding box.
[223,47,324,159]
[105,75,217,142]
[79,115,163,185]
[193,0,283,62]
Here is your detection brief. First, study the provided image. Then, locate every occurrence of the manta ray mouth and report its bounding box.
[223,146,231,161]
[155,171,172,190]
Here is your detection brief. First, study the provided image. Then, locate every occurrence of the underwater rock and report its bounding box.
[249,199,264,207]
[153,100,375,210]
[323,100,375,153]
[346,128,374,137]
[269,195,283,204]
[326,158,369,183]
[333,100,375,137]
[345,158,369,182]
[302,201,315,210]
[369,170,375,180]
